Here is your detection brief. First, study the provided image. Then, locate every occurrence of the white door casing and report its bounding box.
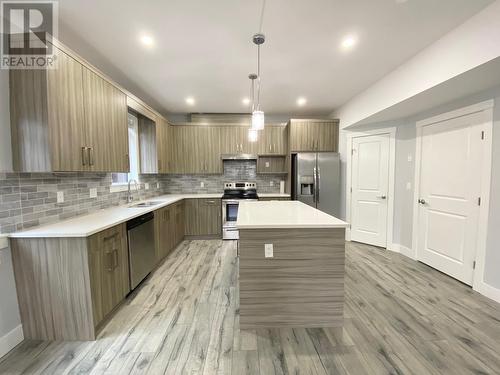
[414,106,491,286]
[350,134,390,247]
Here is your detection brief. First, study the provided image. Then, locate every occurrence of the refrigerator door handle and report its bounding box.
[313,167,317,203]
[317,166,321,203]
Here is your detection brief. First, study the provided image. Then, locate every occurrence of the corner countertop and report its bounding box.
[8,194,220,239]
[236,200,349,229]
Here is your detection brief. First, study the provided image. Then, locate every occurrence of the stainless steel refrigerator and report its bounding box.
[292,152,341,217]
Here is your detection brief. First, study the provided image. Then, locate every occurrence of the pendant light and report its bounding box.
[248,74,259,142]
[251,33,265,131]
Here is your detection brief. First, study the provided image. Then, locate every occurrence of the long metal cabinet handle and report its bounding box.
[317,167,321,203]
[313,167,317,203]
[106,251,114,272]
[113,249,119,270]
[88,147,94,166]
[82,147,87,166]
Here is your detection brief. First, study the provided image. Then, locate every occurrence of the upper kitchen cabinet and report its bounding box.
[10,45,85,172]
[220,126,258,155]
[82,67,129,172]
[156,118,172,174]
[289,119,339,152]
[138,115,158,174]
[171,126,222,174]
[9,43,129,172]
[259,125,288,155]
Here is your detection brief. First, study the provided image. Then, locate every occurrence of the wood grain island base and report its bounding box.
[237,201,348,329]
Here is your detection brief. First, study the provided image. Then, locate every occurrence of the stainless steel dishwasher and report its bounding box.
[127,212,156,290]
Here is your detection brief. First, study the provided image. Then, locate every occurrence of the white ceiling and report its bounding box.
[58,0,494,117]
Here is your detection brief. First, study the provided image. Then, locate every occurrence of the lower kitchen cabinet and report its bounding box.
[88,223,130,327]
[155,204,176,261]
[174,201,185,246]
[184,198,221,237]
[10,223,129,341]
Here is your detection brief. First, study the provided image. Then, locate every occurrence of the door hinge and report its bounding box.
[478,197,481,206]
[473,261,476,270]
[481,131,485,140]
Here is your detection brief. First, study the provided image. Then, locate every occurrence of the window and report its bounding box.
[112,112,140,188]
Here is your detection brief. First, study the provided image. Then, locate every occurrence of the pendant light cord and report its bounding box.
[256,0,266,111]
[259,0,266,34]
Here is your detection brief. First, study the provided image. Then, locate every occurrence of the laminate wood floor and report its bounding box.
[1,240,500,374]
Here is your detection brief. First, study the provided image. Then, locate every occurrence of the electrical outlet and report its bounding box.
[57,191,64,203]
[407,154,413,162]
[89,188,97,198]
[156,182,160,189]
[265,161,270,168]
[406,182,412,190]
[145,183,150,190]
[200,182,205,188]
[270,181,274,187]
[265,244,274,258]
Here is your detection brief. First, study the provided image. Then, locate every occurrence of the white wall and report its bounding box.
[344,86,500,293]
[0,70,13,172]
[333,0,500,128]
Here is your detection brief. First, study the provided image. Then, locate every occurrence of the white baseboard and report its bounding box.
[0,324,23,359]
[391,243,416,259]
[477,282,500,304]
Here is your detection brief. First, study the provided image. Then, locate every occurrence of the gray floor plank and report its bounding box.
[0,240,499,375]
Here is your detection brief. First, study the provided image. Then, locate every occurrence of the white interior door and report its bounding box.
[416,111,485,285]
[351,134,390,247]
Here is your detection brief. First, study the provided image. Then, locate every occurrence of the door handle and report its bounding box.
[418,198,426,205]
[316,167,321,203]
[377,195,387,200]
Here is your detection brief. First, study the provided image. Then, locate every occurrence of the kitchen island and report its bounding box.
[236,200,348,329]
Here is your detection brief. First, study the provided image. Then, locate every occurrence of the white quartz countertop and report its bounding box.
[257,193,291,198]
[236,201,349,229]
[9,194,221,239]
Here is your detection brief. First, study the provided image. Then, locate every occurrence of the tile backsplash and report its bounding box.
[0,160,285,234]
[163,160,285,194]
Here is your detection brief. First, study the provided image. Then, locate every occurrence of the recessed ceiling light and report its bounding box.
[185,97,195,105]
[140,34,154,47]
[297,97,307,106]
[340,35,357,51]
[242,98,251,105]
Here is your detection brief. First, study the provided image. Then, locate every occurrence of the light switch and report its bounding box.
[89,188,97,198]
[265,161,270,168]
[270,181,274,187]
[265,243,274,258]
[145,183,150,190]
[57,191,64,203]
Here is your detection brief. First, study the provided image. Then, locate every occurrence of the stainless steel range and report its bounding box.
[222,182,258,240]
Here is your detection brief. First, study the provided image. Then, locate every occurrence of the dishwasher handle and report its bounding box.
[127,212,154,230]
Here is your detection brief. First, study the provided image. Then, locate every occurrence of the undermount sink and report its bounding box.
[129,201,163,208]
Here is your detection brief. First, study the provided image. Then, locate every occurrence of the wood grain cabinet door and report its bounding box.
[315,122,339,152]
[88,224,129,327]
[82,67,129,172]
[175,202,185,245]
[290,120,338,152]
[198,199,221,236]
[46,46,87,171]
